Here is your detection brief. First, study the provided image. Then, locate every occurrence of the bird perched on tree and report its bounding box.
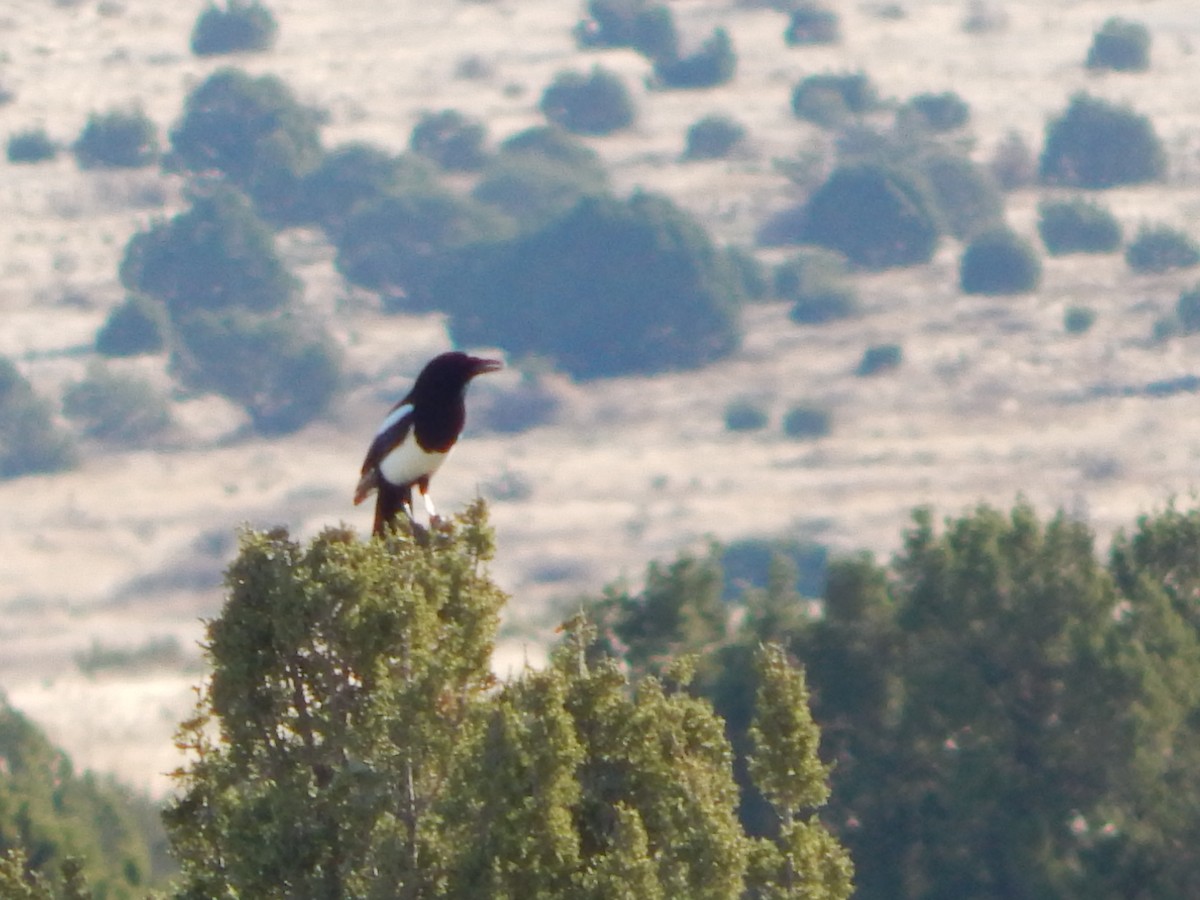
[354,351,502,535]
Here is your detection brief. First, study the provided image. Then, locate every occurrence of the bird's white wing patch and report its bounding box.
[379,438,450,488]
[376,403,414,437]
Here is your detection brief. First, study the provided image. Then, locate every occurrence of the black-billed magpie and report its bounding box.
[354,351,502,535]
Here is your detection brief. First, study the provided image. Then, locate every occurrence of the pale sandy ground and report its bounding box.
[2,0,1200,794]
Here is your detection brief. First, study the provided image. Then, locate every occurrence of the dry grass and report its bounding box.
[2,0,1200,793]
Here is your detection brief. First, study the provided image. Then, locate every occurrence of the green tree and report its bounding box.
[1040,93,1165,188]
[539,67,635,136]
[409,109,489,171]
[72,108,159,169]
[297,143,436,235]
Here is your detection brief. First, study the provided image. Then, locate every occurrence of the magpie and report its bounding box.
[354,351,502,535]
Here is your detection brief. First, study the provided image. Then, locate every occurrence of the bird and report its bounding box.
[354,351,502,535]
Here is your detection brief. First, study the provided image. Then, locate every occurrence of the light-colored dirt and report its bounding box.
[2,0,1200,794]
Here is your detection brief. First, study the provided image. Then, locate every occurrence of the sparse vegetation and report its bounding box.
[989,129,1037,190]
[1040,93,1165,188]
[0,356,77,478]
[783,403,832,438]
[1125,224,1200,274]
[190,1,279,56]
[857,342,903,375]
[683,114,746,160]
[919,152,1005,239]
[1085,17,1150,72]
[62,365,172,445]
[72,107,159,169]
[960,227,1043,294]
[409,109,489,171]
[539,66,635,135]
[775,249,859,323]
[725,398,769,432]
[6,127,56,163]
[1038,197,1123,255]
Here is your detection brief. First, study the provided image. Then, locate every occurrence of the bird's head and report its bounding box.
[414,351,503,396]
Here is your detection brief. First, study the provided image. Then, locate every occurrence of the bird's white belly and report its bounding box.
[379,439,450,487]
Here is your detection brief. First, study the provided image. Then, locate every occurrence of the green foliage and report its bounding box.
[959,226,1042,294]
[7,128,57,163]
[784,4,840,45]
[440,191,743,379]
[95,294,167,357]
[165,505,847,898]
[499,125,604,170]
[1085,17,1150,72]
[989,129,1036,190]
[1039,93,1165,188]
[0,701,158,898]
[297,143,435,234]
[61,365,172,445]
[409,109,489,171]
[540,66,635,135]
[918,152,1004,240]
[472,149,608,233]
[190,1,278,56]
[1125,224,1200,274]
[684,114,746,160]
[725,398,769,432]
[574,0,675,57]
[72,107,158,169]
[790,73,878,128]
[1063,304,1096,334]
[774,250,858,324]
[1037,196,1123,255]
[899,91,970,132]
[170,68,324,222]
[0,356,76,478]
[782,404,831,439]
[798,163,939,269]
[652,27,737,90]
[855,343,902,376]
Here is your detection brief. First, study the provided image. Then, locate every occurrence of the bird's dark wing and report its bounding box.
[354,400,414,505]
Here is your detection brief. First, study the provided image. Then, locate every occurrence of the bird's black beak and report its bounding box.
[470,357,504,376]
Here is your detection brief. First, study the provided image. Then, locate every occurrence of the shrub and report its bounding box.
[96,293,167,356]
[919,152,1005,239]
[1086,17,1150,72]
[901,91,970,132]
[540,67,635,135]
[0,356,77,478]
[782,403,832,438]
[7,127,57,163]
[683,114,746,160]
[775,250,858,323]
[1039,93,1165,188]
[170,68,324,221]
[574,0,676,58]
[725,398,769,432]
[1037,198,1122,255]
[62,365,172,444]
[990,129,1037,190]
[409,109,489,171]
[1064,305,1096,334]
[798,163,939,269]
[1176,285,1200,333]
[630,5,679,59]
[960,227,1042,295]
[652,27,736,89]
[298,143,436,234]
[790,72,878,128]
[500,125,603,169]
[785,4,840,45]
[72,107,159,168]
[190,1,278,56]
[472,155,607,232]
[856,343,903,375]
[441,192,744,379]
[1125,225,1200,274]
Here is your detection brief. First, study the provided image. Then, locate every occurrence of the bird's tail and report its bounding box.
[353,469,379,506]
[373,482,413,536]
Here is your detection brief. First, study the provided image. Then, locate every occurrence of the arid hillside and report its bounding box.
[2,0,1200,793]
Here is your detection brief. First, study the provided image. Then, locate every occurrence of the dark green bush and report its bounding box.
[1064,305,1096,334]
[499,125,603,169]
[7,127,57,163]
[960,227,1042,295]
[652,27,736,89]
[901,91,970,132]
[0,356,77,478]
[782,403,832,438]
[409,109,489,171]
[574,0,677,59]
[441,192,743,379]
[919,152,1005,239]
[1039,93,1165,188]
[1125,225,1200,274]
[725,398,769,432]
[472,155,607,232]
[1176,285,1200,333]
[170,68,324,221]
[72,107,159,168]
[1085,17,1150,72]
[790,72,878,127]
[683,114,746,160]
[62,365,172,444]
[96,293,167,357]
[540,67,635,135]
[630,5,678,59]
[785,4,840,45]
[297,143,435,234]
[190,1,278,56]
[856,343,903,375]
[796,162,939,269]
[1037,198,1122,255]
